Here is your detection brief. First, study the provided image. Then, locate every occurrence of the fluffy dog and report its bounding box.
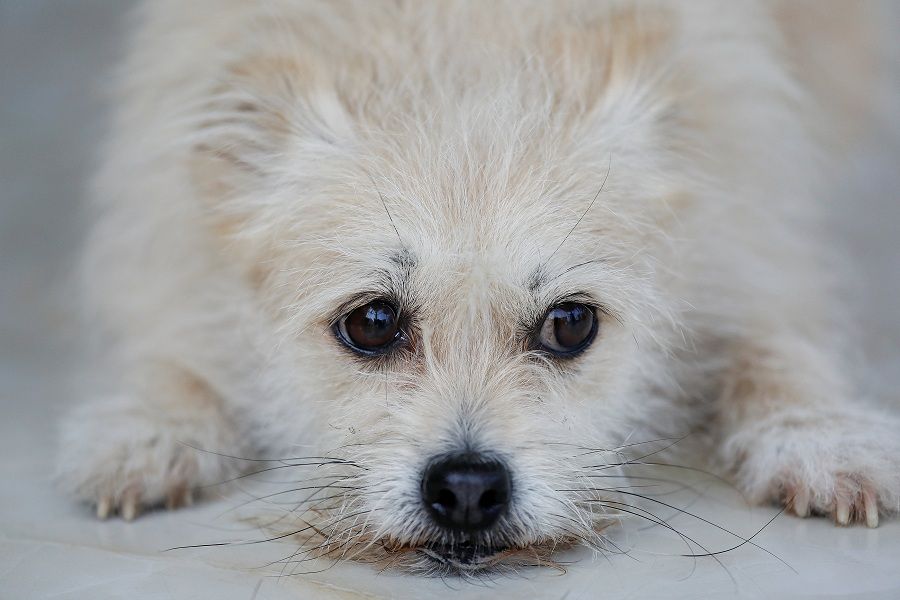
[59,0,900,573]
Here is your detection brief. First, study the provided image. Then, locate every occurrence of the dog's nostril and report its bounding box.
[479,489,499,510]
[436,488,457,510]
[421,452,511,533]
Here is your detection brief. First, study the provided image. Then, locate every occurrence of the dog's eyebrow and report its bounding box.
[526,265,548,294]
[527,259,605,294]
[382,248,417,295]
[390,247,416,271]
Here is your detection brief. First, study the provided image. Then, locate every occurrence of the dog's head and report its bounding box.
[182,2,797,573]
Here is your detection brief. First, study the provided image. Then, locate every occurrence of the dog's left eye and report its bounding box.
[536,302,597,356]
[335,300,402,354]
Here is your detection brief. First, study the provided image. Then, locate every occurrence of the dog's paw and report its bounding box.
[58,392,239,521]
[722,408,900,528]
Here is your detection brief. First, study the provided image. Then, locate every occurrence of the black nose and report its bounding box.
[421,453,511,532]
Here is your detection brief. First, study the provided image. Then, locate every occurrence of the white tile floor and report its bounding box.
[2,3,900,599]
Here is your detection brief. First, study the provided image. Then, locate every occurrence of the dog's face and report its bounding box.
[190,5,707,572]
[252,157,667,571]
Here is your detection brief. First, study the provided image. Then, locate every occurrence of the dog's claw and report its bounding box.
[835,497,851,526]
[120,488,141,522]
[863,490,879,528]
[96,497,113,520]
[792,487,810,518]
[165,484,193,511]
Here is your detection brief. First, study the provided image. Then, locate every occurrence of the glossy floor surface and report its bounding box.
[2,2,900,599]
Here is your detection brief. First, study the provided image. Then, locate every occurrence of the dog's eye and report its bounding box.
[336,300,402,354]
[537,302,597,356]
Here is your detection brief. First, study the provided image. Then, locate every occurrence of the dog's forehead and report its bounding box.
[354,168,582,269]
[266,63,673,315]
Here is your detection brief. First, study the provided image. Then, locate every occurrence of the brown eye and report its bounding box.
[537,302,597,356]
[336,300,402,354]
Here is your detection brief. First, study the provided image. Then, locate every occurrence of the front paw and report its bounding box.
[723,410,900,528]
[57,394,238,521]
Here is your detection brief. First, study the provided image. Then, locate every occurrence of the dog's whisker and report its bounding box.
[545,435,683,454]
[165,508,375,552]
[544,153,613,266]
[201,466,361,488]
[177,442,363,466]
[582,490,792,571]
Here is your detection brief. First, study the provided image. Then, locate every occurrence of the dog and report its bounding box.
[58,0,900,573]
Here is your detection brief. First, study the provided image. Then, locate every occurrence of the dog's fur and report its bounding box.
[59,0,900,573]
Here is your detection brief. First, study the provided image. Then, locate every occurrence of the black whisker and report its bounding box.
[567,474,707,498]
[545,153,612,265]
[176,442,363,466]
[200,465,359,489]
[556,436,684,457]
[221,484,361,515]
[619,461,748,501]
[580,434,692,470]
[546,512,637,561]
[367,171,403,246]
[584,489,794,572]
[684,502,791,563]
[163,509,372,552]
[545,259,605,284]
[594,500,721,583]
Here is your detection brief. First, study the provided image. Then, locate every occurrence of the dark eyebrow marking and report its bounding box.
[527,259,605,294]
[526,264,548,294]
[390,247,416,272]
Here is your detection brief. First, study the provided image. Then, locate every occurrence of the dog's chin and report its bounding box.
[280,509,600,575]
[394,534,579,575]
[419,540,511,571]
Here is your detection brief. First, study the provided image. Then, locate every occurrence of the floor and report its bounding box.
[2,3,899,599]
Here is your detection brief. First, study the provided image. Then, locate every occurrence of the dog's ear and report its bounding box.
[187,50,355,228]
[538,6,674,116]
[182,49,359,290]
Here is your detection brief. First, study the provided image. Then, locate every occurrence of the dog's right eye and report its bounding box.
[335,300,402,354]
[535,302,597,357]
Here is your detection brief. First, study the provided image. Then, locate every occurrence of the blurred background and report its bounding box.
[2,1,132,391]
[1,2,898,598]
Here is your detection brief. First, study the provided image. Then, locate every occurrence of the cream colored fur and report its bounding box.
[58,0,900,572]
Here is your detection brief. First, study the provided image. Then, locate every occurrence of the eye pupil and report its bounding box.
[553,305,591,347]
[342,301,400,352]
[539,302,597,355]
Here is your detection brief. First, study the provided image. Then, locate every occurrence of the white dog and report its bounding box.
[59,0,900,573]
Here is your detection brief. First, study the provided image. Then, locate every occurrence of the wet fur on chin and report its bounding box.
[58,0,900,572]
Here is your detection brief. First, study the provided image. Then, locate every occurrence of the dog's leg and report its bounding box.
[715,332,900,527]
[58,362,245,520]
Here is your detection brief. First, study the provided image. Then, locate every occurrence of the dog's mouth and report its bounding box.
[418,540,511,569]
[411,535,581,573]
